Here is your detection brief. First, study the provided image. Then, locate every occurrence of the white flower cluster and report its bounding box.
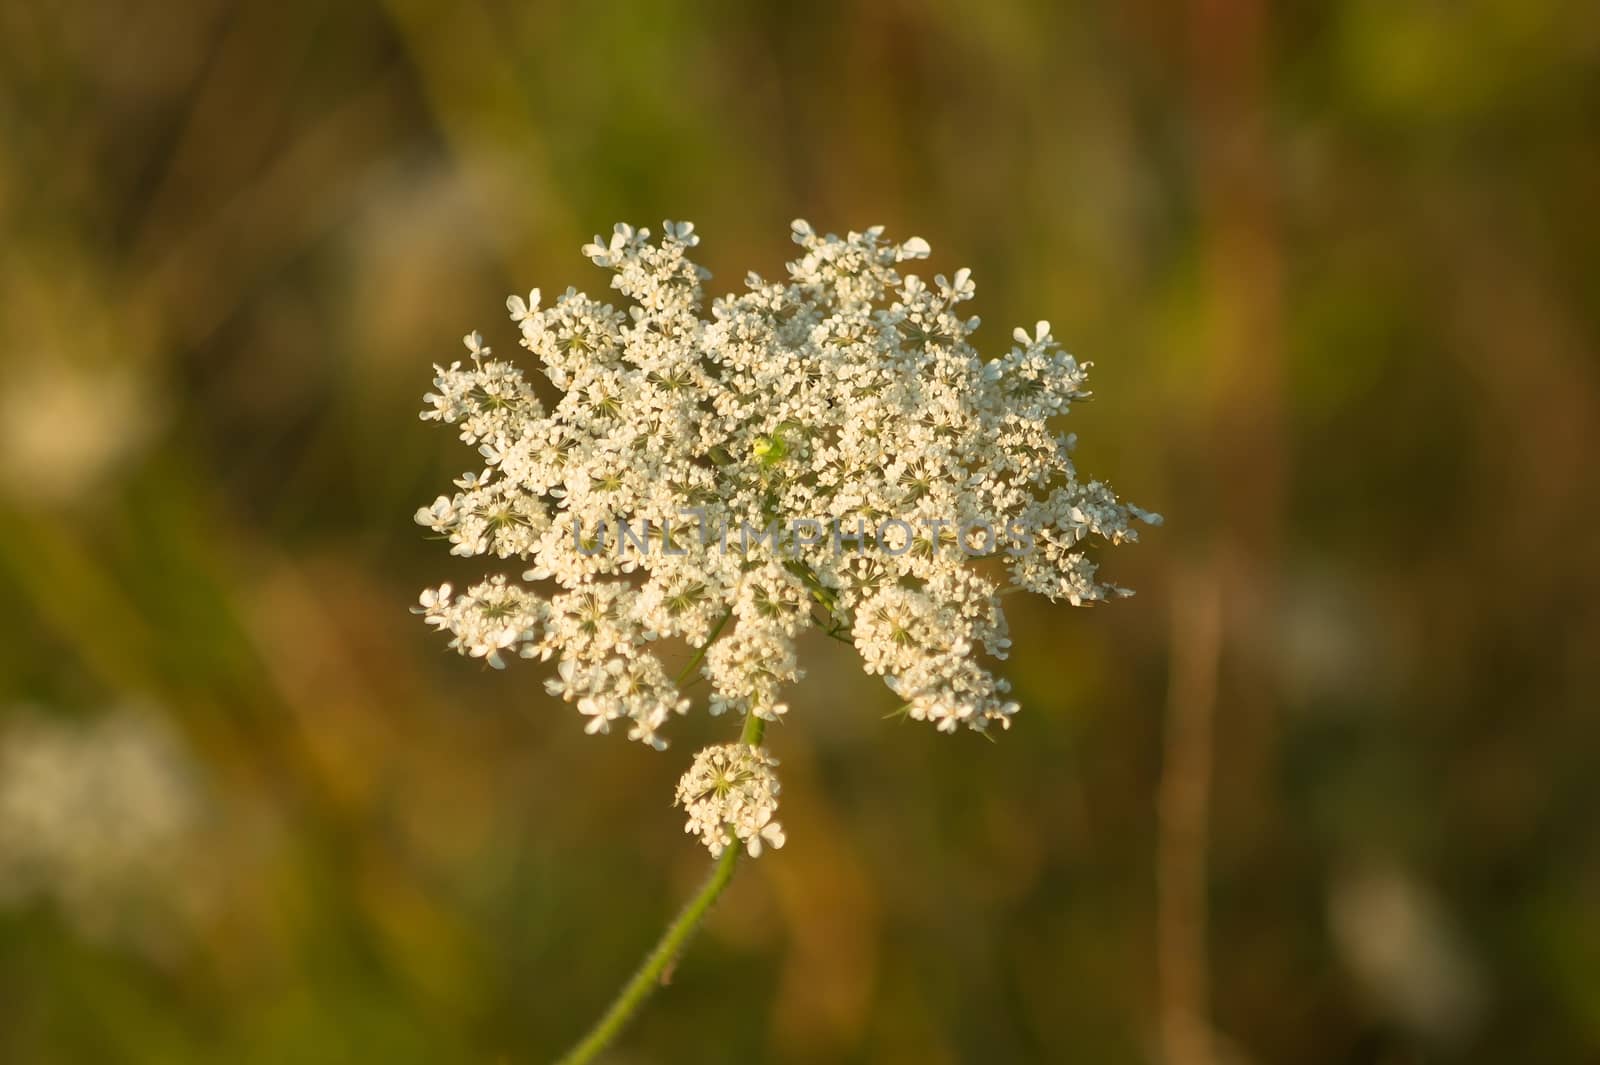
[416,220,1158,750]
[674,742,785,858]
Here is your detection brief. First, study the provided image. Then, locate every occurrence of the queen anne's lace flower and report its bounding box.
[674,743,785,858]
[416,221,1158,760]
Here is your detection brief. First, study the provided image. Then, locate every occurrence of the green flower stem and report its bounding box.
[552,711,767,1065]
[674,609,732,687]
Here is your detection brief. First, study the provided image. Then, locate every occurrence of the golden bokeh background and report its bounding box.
[1,2,1596,1063]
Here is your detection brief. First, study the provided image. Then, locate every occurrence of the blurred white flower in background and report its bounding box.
[344,160,499,377]
[1329,861,1489,1047]
[1276,566,1394,712]
[0,707,208,952]
[0,360,159,507]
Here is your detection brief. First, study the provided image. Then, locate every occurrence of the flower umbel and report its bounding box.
[675,742,786,858]
[415,219,1160,754]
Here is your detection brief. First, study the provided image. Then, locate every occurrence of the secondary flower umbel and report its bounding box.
[415,220,1158,854]
[674,742,785,858]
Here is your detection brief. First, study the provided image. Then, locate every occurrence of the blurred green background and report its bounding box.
[1,2,1596,1063]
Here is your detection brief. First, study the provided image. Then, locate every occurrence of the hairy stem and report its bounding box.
[552,711,767,1065]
